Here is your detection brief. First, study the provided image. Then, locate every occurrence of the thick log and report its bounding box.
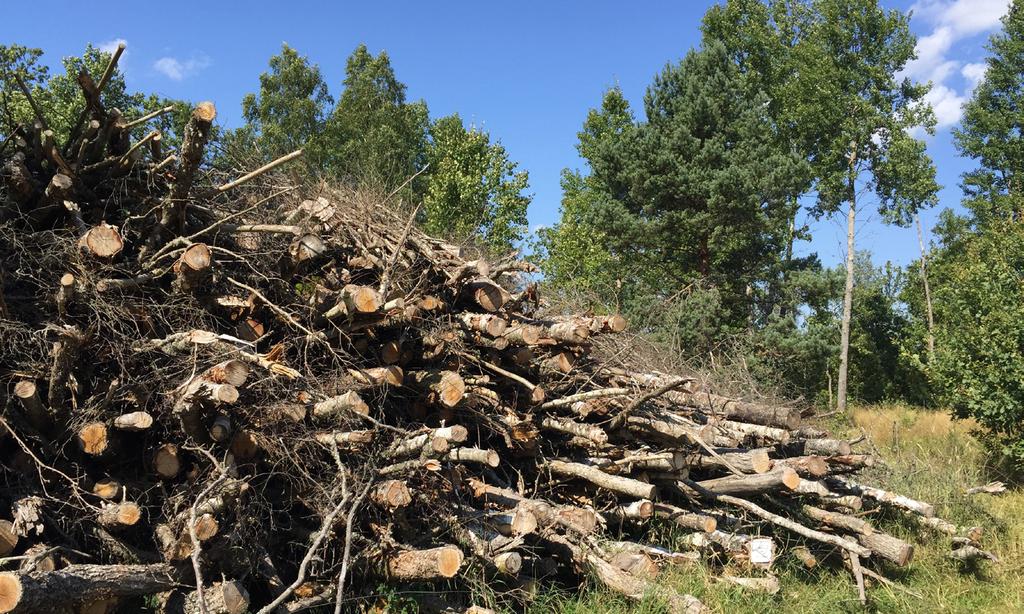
[778,455,829,478]
[802,505,873,535]
[604,500,655,523]
[97,502,142,529]
[653,504,717,532]
[539,416,608,445]
[372,480,413,509]
[313,391,369,419]
[79,223,124,259]
[350,365,403,388]
[685,448,772,475]
[460,313,508,337]
[113,411,153,431]
[490,507,539,536]
[547,460,657,499]
[314,430,374,447]
[679,391,800,430]
[48,325,85,412]
[153,443,181,479]
[13,380,50,432]
[538,321,590,345]
[463,278,507,312]
[697,467,800,496]
[55,273,76,317]
[92,479,122,500]
[406,370,466,407]
[712,420,790,445]
[289,233,326,266]
[78,422,111,456]
[209,414,232,442]
[205,359,250,386]
[0,564,179,613]
[949,545,998,563]
[173,243,212,292]
[324,285,383,319]
[164,102,216,231]
[503,324,542,345]
[448,448,501,467]
[609,552,659,577]
[826,476,934,517]
[385,546,464,581]
[858,531,914,566]
[800,438,852,457]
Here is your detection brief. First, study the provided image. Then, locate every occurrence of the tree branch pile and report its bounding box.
[0,75,977,613]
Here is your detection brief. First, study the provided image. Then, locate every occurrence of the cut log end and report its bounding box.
[79,223,124,259]
[78,422,109,455]
[387,546,464,580]
[193,101,217,123]
[153,443,181,479]
[92,479,122,500]
[373,480,413,509]
[0,572,22,614]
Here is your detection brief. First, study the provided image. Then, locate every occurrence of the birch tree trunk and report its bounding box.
[837,146,858,415]
[915,214,935,359]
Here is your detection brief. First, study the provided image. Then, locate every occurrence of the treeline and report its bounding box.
[3,0,1024,464]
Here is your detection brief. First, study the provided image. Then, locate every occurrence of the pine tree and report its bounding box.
[588,41,807,326]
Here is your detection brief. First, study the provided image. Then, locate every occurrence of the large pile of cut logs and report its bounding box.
[0,46,986,614]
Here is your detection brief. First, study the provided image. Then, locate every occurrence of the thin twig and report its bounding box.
[258,482,351,614]
[607,376,691,430]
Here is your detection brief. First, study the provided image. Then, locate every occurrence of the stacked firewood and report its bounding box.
[0,47,980,614]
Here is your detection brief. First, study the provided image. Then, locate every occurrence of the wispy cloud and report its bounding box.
[96,38,127,55]
[153,54,211,81]
[905,0,1009,127]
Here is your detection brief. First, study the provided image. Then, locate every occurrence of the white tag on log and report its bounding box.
[749,537,774,566]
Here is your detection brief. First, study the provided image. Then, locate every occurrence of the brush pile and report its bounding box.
[0,49,983,614]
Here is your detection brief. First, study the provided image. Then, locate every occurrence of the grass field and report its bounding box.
[533,405,1024,613]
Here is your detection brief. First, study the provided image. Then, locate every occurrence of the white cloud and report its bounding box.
[904,0,1009,127]
[153,54,211,81]
[96,38,127,55]
[924,84,968,127]
[911,0,1008,37]
[962,62,988,90]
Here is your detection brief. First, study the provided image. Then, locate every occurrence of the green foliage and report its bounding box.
[1,44,187,149]
[954,1,1024,223]
[325,44,429,191]
[422,113,530,251]
[240,44,333,166]
[705,0,939,224]
[536,87,633,301]
[930,220,1024,465]
[586,42,807,327]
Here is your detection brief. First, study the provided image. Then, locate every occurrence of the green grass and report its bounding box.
[533,404,1024,613]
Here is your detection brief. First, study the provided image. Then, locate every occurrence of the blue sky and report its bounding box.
[1,0,1011,268]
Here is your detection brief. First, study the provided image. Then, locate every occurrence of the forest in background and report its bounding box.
[3,0,1024,467]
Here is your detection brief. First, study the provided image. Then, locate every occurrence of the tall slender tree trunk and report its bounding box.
[779,209,797,320]
[837,146,858,415]
[915,215,935,360]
